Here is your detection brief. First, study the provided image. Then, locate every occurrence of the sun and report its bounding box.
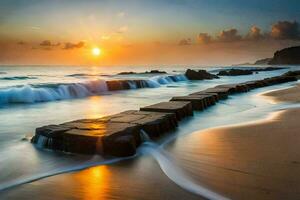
[92,47,101,56]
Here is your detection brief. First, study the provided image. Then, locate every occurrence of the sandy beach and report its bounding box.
[0,80,299,200]
[264,83,300,103]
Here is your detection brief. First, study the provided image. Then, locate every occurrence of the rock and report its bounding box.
[251,67,286,72]
[218,69,253,76]
[254,58,272,65]
[185,69,219,80]
[32,110,179,156]
[171,95,216,110]
[108,110,178,138]
[140,101,193,120]
[283,70,300,79]
[269,46,300,65]
[215,84,250,93]
[103,135,137,157]
[117,70,166,75]
[146,70,167,74]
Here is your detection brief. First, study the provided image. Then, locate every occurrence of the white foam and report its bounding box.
[140,142,230,200]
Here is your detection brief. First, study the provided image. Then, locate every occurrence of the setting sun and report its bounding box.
[92,47,101,56]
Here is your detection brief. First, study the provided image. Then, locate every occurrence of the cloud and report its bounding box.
[178,38,191,46]
[117,26,128,34]
[216,28,242,42]
[117,12,125,18]
[40,40,60,47]
[246,26,264,40]
[270,21,300,40]
[17,41,26,45]
[63,41,85,49]
[101,35,111,40]
[194,20,300,46]
[197,33,212,44]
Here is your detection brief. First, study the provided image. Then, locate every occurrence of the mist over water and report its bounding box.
[0,65,299,199]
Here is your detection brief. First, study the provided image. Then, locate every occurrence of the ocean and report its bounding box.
[0,65,299,199]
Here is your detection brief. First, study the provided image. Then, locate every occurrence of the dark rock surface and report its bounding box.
[32,110,178,157]
[254,58,272,65]
[218,67,286,76]
[218,69,253,76]
[117,70,167,75]
[185,69,219,80]
[269,46,300,65]
[32,70,300,157]
[140,101,193,120]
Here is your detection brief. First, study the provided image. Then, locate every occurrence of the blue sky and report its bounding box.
[0,0,299,65]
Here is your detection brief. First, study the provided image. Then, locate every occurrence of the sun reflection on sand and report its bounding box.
[74,166,111,200]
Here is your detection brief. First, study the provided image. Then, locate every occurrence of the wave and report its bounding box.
[139,142,229,200]
[0,155,134,192]
[0,76,37,80]
[0,74,187,105]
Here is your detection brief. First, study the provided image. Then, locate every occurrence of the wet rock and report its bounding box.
[185,69,219,80]
[117,70,166,75]
[218,69,253,76]
[200,88,230,99]
[215,84,250,93]
[32,110,180,156]
[140,101,193,120]
[171,94,216,110]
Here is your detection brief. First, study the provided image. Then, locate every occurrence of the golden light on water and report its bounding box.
[92,47,101,56]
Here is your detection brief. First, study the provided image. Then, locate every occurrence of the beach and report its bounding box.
[0,66,299,200]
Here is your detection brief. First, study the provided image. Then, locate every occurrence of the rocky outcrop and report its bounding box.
[218,69,253,76]
[140,101,193,120]
[118,70,167,75]
[185,69,219,80]
[254,58,272,65]
[269,46,300,65]
[218,67,286,76]
[32,70,300,157]
[32,110,178,157]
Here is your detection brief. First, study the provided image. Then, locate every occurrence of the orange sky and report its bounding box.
[0,0,300,66]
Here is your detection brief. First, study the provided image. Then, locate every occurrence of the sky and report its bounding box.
[0,0,300,66]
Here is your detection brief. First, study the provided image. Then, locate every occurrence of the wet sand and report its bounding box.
[1,86,300,200]
[264,83,300,103]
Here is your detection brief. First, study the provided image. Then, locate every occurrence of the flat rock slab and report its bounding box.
[215,84,250,93]
[170,95,216,110]
[140,101,193,120]
[32,110,178,157]
[199,88,230,99]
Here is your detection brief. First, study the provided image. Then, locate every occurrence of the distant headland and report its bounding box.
[254,46,300,65]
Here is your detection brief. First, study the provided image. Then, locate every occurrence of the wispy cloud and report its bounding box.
[117,12,125,18]
[117,26,128,34]
[178,38,191,46]
[63,41,85,50]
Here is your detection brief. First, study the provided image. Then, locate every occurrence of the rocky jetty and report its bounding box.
[32,70,300,157]
[117,70,167,75]
[140,101,193,120]
[185,69,219,80]
[218,69,253,76]
[218,67,286,76]
[269,46,300,65]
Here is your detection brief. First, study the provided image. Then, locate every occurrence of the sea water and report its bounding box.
[0,65,299,199]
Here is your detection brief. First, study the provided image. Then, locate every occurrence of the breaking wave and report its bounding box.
[0,76,37,80]
[0,74,188,105]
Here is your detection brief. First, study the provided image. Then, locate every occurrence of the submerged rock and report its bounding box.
[218,69,253,76]
[117,70,167,75]
[185,69,219,80]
